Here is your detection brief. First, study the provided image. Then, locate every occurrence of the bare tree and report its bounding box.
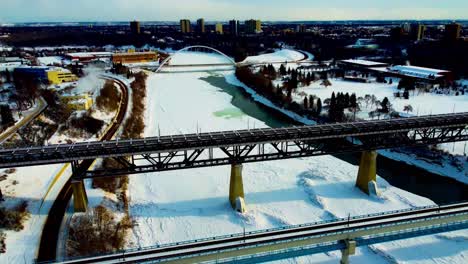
[404,104,413,114]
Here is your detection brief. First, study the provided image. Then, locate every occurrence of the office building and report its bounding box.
[229,20,239,36]
[245,19,261,34]
[215,23,223,34]
[445,23,462,41]
[197,18,205,33]
[180,19,192,33]
[130,21,141,34]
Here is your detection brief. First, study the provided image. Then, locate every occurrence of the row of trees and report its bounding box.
[303,95,322,117]
[327,92,358,121]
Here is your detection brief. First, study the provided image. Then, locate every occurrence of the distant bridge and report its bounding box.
[151,46,325,73]
[54,202,468,264]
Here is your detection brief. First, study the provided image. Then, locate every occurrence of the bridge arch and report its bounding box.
[155,45,236,73]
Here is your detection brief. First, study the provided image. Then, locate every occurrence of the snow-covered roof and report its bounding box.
[388,65,450,79]
[341,59,388,67]
[67,52,112,58]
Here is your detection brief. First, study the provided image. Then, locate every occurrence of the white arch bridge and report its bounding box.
[149,45,317,73]
[155,45,236,73]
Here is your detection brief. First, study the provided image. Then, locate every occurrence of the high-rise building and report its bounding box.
[180,19,192,33]
[296,24,306,33]
[215,23,223,34]
[401,23,411,34]
[197,18,205,33]
[130,21,140,35]
[245,19,261,34]
[410,23,426,41]
[229,20,239,36]
[445,23,462,41]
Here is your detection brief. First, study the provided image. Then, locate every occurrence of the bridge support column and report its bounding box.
[340,239,356,264]
[356,151,378,195]
[229,163,246,213]
[72,180,88,213]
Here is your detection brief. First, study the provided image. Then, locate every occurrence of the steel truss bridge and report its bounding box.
[0,112,467,179]
[56,201,468,264]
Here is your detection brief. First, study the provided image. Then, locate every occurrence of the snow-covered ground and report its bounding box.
[127,51,467,263]
[0,164,72,263]
[0,70,117,263]
[242,49,306,64]
[295,78,468,119]
[37,56,65,66]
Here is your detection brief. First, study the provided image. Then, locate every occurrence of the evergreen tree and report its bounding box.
[309,95,314,109]
[403,90,410,99]
[303,96,308,109]
[287,88,292,102]
[344,93,350,107]
[316,98,322,116]
[0,105,14,127]
[350,93,357,108]
[279,64,287,76]
[380,97,391,113]
[306,72,312,86]
[5,69,11,83]
[329,92,336,120]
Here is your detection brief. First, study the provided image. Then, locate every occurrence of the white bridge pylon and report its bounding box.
[155,46,236,73]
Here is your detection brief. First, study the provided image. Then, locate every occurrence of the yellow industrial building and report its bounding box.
[47,69,79,85]
[61,94,94,111]
[112,51,158,64]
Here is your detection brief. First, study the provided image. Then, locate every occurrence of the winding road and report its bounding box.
[37,75,129,262]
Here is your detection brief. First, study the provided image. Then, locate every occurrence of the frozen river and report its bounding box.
[127,51,467,263]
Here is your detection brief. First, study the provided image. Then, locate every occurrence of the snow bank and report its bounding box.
[241,49,305,64]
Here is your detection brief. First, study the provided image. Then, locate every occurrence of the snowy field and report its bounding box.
[295,78,468,119]
[127,51,467,263]
[37,56,65,66]
[241,49,306,64]
[0,71,114,263]
[293,78,468,157]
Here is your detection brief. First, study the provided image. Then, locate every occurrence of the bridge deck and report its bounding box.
[56,202,468,264]
[0,112,467,169]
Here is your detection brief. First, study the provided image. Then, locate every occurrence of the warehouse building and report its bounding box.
[112,51,158,64]
[47,69,78,85]
[61,93,93,111]
[13,66,78,85]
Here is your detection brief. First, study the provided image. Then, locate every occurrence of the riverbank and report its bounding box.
[227,69,468,187]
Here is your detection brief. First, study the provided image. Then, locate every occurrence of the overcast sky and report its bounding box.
[1,0,467,23]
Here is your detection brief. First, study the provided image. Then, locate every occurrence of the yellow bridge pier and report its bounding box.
[340,239,357,264]
[229,163,246,213]
[355,151,379,196]
[71,180,88,213]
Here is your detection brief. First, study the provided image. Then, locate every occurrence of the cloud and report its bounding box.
[1,0,467,22]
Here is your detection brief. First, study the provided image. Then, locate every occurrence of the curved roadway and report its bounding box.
[36,76,129,262]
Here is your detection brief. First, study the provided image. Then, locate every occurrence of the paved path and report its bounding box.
[0,97,47,144]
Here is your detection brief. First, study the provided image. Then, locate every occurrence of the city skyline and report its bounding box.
[1,0,467,23]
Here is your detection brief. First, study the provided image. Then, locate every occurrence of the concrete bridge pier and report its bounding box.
[340,239,356,264]
[229,163,246,213]
[71,180,88,213]
[355,151,379,196]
